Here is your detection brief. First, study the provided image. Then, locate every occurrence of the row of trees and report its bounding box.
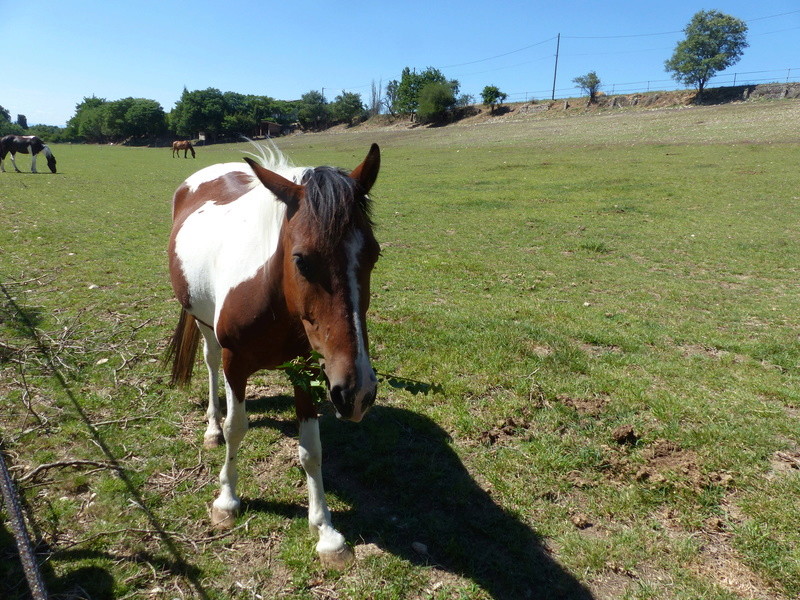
[61,88,375,144]
[16,67,501,143]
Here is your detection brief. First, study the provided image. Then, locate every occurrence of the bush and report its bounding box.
[417,82,456,124]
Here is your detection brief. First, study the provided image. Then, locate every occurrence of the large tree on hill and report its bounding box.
[665,10,748,97]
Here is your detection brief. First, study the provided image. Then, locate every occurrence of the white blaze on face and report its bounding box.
[345,229,376,420]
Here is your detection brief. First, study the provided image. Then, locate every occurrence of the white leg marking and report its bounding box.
[211,377,248,525]
[299,418,352,566]
[31,153,37,173]
[199,324,223,447]
[10,153,20,172]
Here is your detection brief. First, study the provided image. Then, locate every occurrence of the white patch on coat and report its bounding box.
[174,162,308,326]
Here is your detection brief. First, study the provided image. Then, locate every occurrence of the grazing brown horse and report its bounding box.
[167,143,381,568]
[172,140,195,158]
[0,135,57,173]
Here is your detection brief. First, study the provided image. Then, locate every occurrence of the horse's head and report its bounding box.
[44,147,57,173]
[245,145,381,422]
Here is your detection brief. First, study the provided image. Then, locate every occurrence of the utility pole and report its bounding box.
[551,33,560,101]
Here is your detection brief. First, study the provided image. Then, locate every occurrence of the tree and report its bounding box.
[481,86,507,114]
[0,106,23,136]
[572,71,601,103]
[331,91,365,125]
[65,96,107,142]
[124,99,167,138]
[456,94,475,108]
[394,67,459,118]
[297,90,329,131]
[665,10,748,97]
[16,115,28,129]
[103,98,135,139]
[170,88,226,138]
[384,80,399,116]
[416,82,456,124]
[368,80,383,117]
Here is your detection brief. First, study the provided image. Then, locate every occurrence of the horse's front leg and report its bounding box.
[210,362,248,529]
[296,387,354,569]
[30,153,38,173]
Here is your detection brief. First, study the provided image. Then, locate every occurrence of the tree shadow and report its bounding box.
[0,295,45,339]
[0,286,212,600]
[1,520,116,600]
[317,406,594,600]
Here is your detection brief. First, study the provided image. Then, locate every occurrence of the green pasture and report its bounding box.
[2,99,800,599]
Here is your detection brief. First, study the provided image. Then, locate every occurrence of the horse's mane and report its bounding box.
[246,141,374,249]
[302,166,374,250]
[244,140,296,175]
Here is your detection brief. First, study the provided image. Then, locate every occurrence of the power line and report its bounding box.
[441,36,557,69]
[745,8,800,22]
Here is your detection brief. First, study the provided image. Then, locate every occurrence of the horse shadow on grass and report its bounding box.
[248,397,594,600]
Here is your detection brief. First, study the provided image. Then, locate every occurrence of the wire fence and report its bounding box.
[503,67,800,103]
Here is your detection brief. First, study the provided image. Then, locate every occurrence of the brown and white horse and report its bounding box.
[172,140,196,158]
[0,135,57,173]
[167,144,381,568]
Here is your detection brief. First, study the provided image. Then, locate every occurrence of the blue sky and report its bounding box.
[2,1,798,126]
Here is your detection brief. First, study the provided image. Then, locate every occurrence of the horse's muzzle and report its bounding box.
[329,379,377,423]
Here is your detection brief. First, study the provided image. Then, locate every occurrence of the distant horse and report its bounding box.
[0,135,57,173]
[167,143,381,568]
[172,140,195,158]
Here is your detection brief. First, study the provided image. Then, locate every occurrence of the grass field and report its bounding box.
[2,98,800,600]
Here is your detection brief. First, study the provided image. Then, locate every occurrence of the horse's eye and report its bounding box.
[293,253,315,279]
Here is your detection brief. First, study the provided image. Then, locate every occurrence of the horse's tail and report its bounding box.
[165,308,201,387]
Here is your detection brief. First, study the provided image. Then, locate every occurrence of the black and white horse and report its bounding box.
[0,135,57,173]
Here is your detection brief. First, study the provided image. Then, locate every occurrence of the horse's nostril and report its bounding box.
[329,385,352,419]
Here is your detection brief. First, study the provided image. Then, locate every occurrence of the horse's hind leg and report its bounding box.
[198,323,224,448]
[296,392,354,569]
[211,362,248,529]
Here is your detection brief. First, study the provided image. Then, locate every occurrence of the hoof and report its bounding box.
[203,433,224,448]
[318,545,355,570]
[210,505,237,529]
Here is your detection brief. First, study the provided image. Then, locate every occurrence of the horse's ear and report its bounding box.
[350,143,380,194]
[244,157,302,212]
